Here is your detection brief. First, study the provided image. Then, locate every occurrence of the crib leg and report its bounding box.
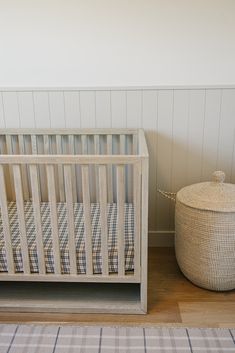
[140,157,149,313]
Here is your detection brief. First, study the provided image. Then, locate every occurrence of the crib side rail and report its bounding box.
[0,130,140,203]
[0,155,140,164]
[0,158,142,283]
[0,130,139,159]
[0,128,138,136]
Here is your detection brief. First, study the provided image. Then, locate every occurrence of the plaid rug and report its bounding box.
[0,202,134,274]
[0,325,235,353]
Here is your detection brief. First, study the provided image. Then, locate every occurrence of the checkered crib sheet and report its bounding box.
[0,202,134,274]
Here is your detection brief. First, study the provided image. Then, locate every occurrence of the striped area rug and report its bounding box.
[0,324,235,352]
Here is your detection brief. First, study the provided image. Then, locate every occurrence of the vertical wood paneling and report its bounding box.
[171,90,189,191]
[217,89,235,182]
[170,90,189,229]
[126,91,142,128]
[0,87,235,235]
[49,92,65,128]
[0,94,5,127]
[201,89,222,181]
[142,90,157,231]
[80,91,96,128]
[64,91,81,128]
[187,90,206,185]
[2,92,20,128]
[126,91,142,203]
[18,92,35,128]
[156,90,174,230]
[95,91,111,127]
[111,91,127,128]
[33,92,51,128]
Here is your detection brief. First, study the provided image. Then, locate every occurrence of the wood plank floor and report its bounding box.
[0,247,234,327]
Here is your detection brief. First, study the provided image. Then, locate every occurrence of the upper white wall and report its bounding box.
[0,0,235,87]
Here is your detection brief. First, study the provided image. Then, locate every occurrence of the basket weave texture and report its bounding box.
[175,171,235,291]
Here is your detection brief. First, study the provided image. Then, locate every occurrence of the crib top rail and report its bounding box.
[0,128,138,136]
[0,128,149,159]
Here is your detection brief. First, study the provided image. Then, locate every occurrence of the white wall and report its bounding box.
[0,0,235,86]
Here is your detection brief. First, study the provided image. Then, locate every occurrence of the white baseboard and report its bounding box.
[148,231,175,247]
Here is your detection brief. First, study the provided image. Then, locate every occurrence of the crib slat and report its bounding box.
[133,134,138,155]
[46,164,61,274]
[31,134,38,154]
[30,164,46,274]
[40,134,50,201]
[74,135,82,202]
[116,165,125,276]
[81,165,93,275]
[98,165,109,276]
[106,134,113,203]
[32,134,46,201]
[127,135,134,203]
[13,164,30,274]
[0,136,5,154]
[133,162,141,278]
[68,135,77,202]
[18,135,30,200]
[81,135,88,154]
[64,165,77,275]
[43,135,50,154]
[119,134,126,222]
[5,135,15,201]
[0,165,14,274]
[120,134,126,154]
[94,135,100,202]
[94,134,100,155]
[56,135,65,202]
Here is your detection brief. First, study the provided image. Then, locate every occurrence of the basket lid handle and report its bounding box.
[158,189,176,202]
[212,171,225,183]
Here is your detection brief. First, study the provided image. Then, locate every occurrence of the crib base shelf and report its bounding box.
[0,281,144,314]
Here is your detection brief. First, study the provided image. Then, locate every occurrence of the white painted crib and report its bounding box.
[0,129,148,314]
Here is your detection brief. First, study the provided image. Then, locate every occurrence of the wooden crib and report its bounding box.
[0,129,148,314]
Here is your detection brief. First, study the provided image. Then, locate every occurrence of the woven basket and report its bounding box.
[161,171,235,291]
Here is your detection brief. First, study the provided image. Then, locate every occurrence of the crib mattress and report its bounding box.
[0,202,134,274]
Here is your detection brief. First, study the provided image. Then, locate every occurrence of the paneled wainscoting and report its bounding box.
[0,87,235,243]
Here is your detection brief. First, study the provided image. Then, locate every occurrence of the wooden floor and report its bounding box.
[0,247,235,327]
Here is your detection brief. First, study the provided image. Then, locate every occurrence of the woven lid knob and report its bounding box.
[212,171,225,183]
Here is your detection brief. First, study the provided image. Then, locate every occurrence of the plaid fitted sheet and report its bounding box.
[0,202,134,274]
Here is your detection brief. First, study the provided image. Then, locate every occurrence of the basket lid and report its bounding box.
[177,171,235,212]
